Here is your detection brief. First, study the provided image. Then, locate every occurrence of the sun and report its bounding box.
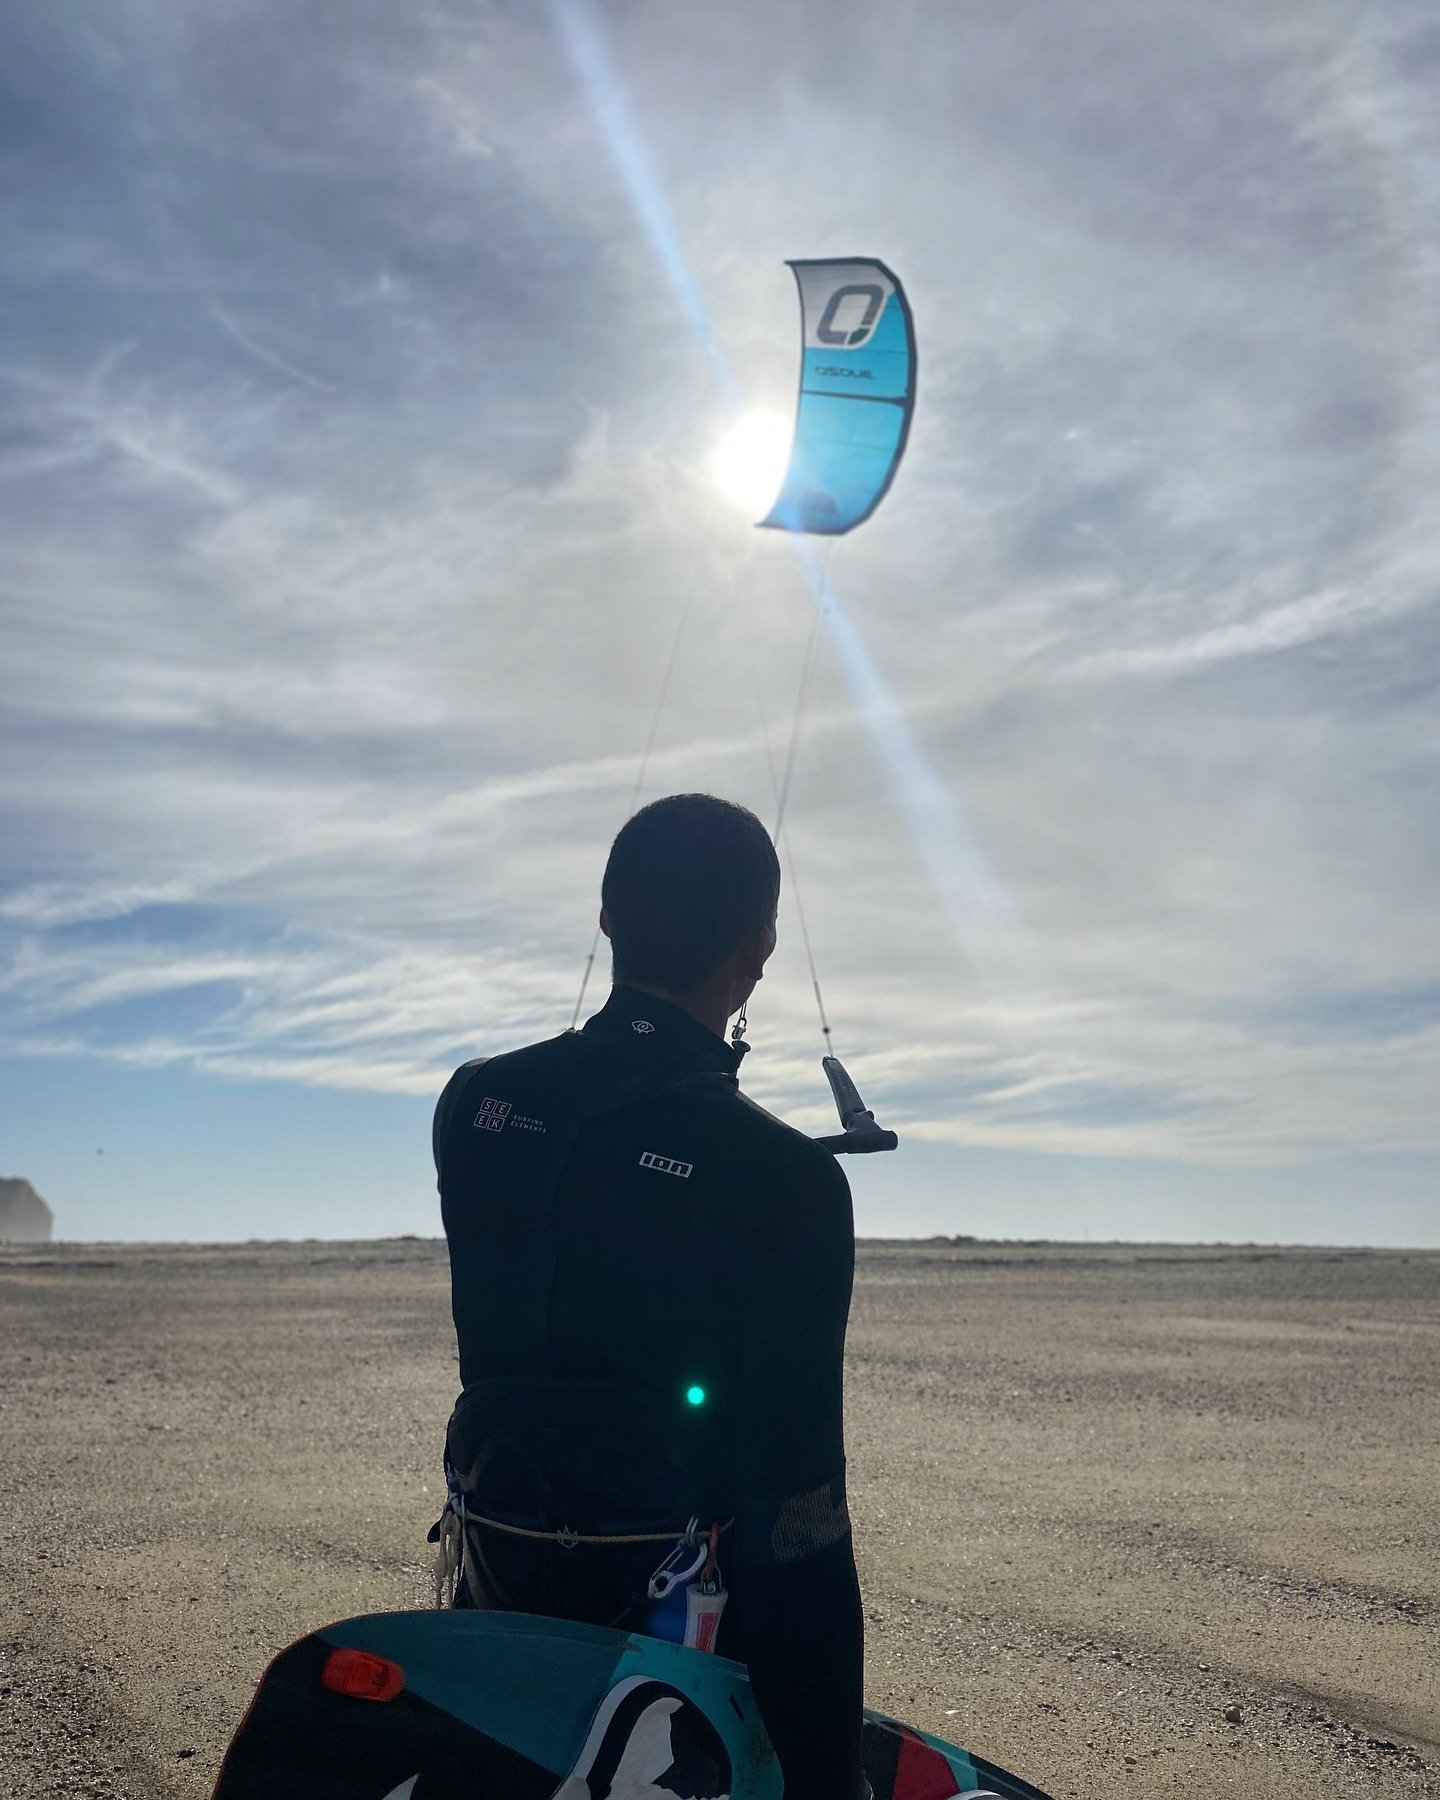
[710,409,792,517]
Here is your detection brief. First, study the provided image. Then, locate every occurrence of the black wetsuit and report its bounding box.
[435,984,865,1800]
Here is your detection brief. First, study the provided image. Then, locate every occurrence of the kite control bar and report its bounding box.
[814,1056,899,1156]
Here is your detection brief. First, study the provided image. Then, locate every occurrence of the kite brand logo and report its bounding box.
[639,1151,692,1179]
[474,1097,510,1132]
[815,365,874,380]
[631,1019,655,1034]
[816,281,885,348]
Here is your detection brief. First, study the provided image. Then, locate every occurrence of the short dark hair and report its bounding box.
[602,794,781,990]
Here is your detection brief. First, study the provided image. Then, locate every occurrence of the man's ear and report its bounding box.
[599,907,612,941]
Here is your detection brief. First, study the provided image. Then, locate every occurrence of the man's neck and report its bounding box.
[616,979,730,1045]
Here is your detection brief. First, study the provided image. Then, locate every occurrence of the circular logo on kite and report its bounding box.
[632,1019,655,1034]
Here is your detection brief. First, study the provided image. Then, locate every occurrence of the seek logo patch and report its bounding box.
[639,1151,692,1179]
[474,1098,510,1132]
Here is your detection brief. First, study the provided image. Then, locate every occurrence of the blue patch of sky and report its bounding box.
[0,1053,440,1242]
[853,1134,1440,1250]
[1264,984,1440,1043]
[46,901,283,952]
[58,979,246,1048]
[0,908,314,1057]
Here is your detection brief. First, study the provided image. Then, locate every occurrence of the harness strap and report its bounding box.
[458,1504,733,1547]
[431,1493,733,1611]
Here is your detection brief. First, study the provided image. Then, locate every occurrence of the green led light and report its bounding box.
[685,1384,707,1407]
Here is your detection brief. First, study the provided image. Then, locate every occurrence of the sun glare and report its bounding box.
[710,409,792,517]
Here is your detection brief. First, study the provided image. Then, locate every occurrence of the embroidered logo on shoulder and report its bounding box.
[474,1097,510,1132]
[631,1019,655,1034]
[639,1151,693,1179]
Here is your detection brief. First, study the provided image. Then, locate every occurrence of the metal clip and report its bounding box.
[646,1517,706,1600]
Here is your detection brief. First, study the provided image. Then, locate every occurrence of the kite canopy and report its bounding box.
[760,257,916,536]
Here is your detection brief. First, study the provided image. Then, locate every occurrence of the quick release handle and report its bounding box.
[816,1056,899,1156]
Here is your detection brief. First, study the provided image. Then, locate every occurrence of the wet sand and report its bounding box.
[1,1238,1436,1797]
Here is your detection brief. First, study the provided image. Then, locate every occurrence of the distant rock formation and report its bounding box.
[0,1178,54,1243]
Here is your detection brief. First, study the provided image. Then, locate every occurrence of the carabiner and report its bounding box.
[646,1519,707,1601]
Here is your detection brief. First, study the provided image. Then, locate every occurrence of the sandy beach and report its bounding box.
[1,1238,1435,1798]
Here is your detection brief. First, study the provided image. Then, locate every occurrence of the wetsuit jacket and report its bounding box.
[435,984,865,1800]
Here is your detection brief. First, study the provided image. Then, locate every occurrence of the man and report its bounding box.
[434,793,865,1800]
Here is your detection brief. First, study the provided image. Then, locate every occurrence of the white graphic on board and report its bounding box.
[553,1675,732,1800]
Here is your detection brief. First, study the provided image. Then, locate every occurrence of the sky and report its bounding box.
[2,0,1438,1246]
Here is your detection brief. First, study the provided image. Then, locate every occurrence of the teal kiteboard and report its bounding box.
[213,1610,1052,1799]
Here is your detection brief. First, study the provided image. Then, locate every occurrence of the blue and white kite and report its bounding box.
[760,257,916,536]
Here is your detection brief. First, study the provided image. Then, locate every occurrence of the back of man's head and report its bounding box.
[602,794,781,991]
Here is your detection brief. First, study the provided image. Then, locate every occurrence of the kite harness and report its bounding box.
[432,1496,730,1650]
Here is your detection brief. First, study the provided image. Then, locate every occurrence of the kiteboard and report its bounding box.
[213,1609,1052,1800]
